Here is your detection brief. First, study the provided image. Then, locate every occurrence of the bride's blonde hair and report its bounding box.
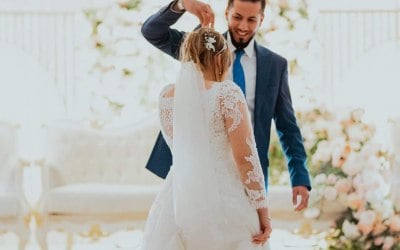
[180,28,232,82]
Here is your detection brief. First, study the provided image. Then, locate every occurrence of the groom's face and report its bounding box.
[225,0,264,46]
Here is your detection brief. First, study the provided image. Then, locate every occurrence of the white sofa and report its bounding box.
[35,117,162,250]
[0,122,30,250]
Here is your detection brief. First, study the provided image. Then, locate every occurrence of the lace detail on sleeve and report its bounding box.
[243,136,268,209]
[159,85,174,144]
[220,83,246,133]
[221,81,268,209]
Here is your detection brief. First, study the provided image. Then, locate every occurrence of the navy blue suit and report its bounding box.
[141,2,311,191]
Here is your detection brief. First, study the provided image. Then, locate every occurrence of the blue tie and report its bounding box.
[233,49,246,95]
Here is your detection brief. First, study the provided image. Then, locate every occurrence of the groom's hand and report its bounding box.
[183,0,215,27]
[292,186,309,211]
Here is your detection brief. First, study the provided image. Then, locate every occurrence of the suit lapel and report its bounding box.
[254,42,272,125]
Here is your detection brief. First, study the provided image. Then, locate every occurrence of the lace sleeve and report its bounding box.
[159,84,174,143]
[220,83,268,209]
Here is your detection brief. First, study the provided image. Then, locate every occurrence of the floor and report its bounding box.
[0,225,327,250]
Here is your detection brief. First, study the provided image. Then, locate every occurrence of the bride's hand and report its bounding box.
[252,207,272,245]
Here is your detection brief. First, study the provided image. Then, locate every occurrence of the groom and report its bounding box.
[141,0,312,211]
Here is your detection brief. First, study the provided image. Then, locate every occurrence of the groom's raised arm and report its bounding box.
[141,1,186,59]
[141,0,215,59]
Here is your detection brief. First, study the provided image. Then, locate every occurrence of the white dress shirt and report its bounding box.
[226,33,257,126]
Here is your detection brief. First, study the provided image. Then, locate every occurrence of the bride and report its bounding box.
[141,27,271,250]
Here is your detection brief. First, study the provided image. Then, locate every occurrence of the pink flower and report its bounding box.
[372,223,387,236]
[387,215,400,232]
[383,236,395,250]
[347,193,364,210]
[335,179,352,193]
[374,236,384,246]
[357,210,376,235]
[342,220,361,239]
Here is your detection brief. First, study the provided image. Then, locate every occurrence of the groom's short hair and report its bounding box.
[227,0,266,12]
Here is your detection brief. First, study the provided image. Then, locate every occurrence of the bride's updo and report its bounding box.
[180,27,232,82]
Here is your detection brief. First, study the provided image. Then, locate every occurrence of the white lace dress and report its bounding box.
[142,80,270,250]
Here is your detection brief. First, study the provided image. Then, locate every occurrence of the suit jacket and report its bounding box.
[141,2,311,191]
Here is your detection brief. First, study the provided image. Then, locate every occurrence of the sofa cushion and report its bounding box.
[43,183,162,215]
[0,192,19,217]
[45,117,163,187]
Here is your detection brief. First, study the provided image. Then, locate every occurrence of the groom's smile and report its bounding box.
[225,0,264,45]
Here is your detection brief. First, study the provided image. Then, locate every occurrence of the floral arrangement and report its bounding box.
[79,0,320,126]
[270,107,399,249]
[80,1,400,248]
[80,0,179,126]
[261,0,314,74]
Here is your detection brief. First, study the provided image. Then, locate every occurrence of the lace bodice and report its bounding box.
[158,80,267,209]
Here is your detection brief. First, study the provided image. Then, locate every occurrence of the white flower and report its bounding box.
[314,118,329,132]
[326,123,343,140]
[362,169,390,196]
[366,190,384,205]
[372,200,394,220]
[365,155,382,171]
[287,0,302,9]
[327,174,337,185]
[335,178,352,193]
[349,142,361,151]
[324,186,338,201]
[342,153,363,176]
[303,207,320,219]
[361,169,381,188]
[342,220,361,240]
[360,143,381,157]
[312,141,331,163]
[351,108,365,122]
[301,125,316,143]
[314,173,327,185]
[285,10,301,21]
[357,210,377,235]
[273,16,290,30]
[347,125,366,143]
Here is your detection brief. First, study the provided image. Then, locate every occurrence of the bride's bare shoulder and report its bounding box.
[160,84,175,98]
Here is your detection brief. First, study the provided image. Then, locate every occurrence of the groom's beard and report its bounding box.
[229,30,253,50]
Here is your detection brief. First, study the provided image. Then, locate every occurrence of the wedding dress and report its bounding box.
[141,63,270,250]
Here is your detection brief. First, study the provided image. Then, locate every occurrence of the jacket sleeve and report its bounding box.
[273,59,311,190]
[141,1,186,59]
